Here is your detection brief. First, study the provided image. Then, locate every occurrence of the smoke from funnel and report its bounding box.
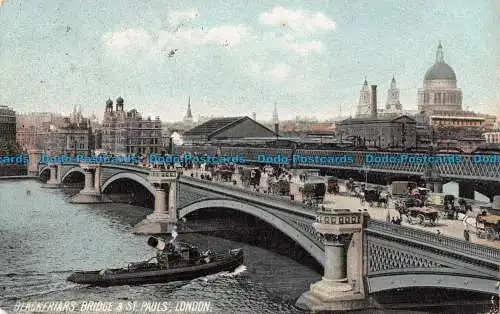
[147,237,166,251]
[170,132,183,145]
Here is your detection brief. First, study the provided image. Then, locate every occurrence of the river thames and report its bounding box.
[0,180,318,313]
[0,180,494,314]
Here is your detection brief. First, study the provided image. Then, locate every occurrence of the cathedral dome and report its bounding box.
[424,42,456,81]
[424,62,456,81]
[116,96,124,104]
[106,99,113,106]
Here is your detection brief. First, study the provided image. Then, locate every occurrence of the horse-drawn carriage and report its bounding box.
[298,169,321,182]
[346,178,356,193]
[215,165,234,181]
[269,177,290,195]
[325,176,339,194]
[394,196,424,214]
[239,167,261,188]
[359,187,389,208]
[426,194,444,209]
[391,181,418,197]
[403,207,439,226]
[301,179,326,208]
[476,214,500,240]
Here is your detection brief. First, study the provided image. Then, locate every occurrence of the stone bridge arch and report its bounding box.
[101,172,155,196]
[178,198,325,266]
[61,166,85,183]
[39,166,50,177]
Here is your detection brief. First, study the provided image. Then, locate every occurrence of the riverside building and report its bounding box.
[101,97,162,154]
[0,105,17,153]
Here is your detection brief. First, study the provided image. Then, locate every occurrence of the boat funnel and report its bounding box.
[147,236,166,251]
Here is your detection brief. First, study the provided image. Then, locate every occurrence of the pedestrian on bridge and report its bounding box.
[463,229,470,242]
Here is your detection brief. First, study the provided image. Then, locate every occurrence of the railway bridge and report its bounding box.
[216,147,500,200]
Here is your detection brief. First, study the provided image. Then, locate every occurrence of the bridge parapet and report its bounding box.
[179,175,315,219]
[366,220,500,264]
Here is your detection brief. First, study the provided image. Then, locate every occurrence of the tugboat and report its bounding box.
[67,237,244,286]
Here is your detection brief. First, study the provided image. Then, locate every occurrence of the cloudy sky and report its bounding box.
[0,0,498,122]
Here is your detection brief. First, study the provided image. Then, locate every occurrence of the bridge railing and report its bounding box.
[366,219,500,264]
[179,175,316,219]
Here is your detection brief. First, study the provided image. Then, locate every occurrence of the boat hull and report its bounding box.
[67,250,243,287]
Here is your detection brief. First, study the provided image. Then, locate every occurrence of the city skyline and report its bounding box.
[0,0,499,121]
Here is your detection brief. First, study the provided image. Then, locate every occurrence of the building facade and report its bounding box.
[0,105,17,153]
[183,116,276,147]
[101,97,162,154]
[337,115,417,149]
[44,106,92,155]
[17,112,63,151]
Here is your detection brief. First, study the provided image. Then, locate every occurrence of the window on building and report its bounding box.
[80,144,84,149]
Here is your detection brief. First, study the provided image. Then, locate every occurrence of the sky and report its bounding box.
[0,0,499,122]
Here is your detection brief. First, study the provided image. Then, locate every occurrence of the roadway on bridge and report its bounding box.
[183,169,500,250]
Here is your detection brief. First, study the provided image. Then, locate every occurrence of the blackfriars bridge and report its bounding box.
[38,162,500,312]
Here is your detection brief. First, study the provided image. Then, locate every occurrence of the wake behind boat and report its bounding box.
[67,236,244,287]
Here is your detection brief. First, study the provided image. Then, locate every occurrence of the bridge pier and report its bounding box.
[296,208,373,312]
[28,149,43,176]
[459,182,474,199]
[134,169,180,235]
[42,163,61,188]
[424,176,443,194]
[70,164,111,203]
[433,181,443,193]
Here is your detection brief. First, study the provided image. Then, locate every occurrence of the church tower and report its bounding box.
[183,96,193,124]
[356,78,372,117]
[386,75,402,113]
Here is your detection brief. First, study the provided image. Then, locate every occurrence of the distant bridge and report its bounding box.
[217,147,500,181]
[39,163,500,297]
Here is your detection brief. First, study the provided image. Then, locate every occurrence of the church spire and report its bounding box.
[272,102,279,136]
[436,41,444,63]
[184,96,193,121]
[272,102,279,125]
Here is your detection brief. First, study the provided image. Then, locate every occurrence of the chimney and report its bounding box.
[371,85,377,118]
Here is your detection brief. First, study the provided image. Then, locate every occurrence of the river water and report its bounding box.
[0,180,318,314]
[0,180,494,314]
